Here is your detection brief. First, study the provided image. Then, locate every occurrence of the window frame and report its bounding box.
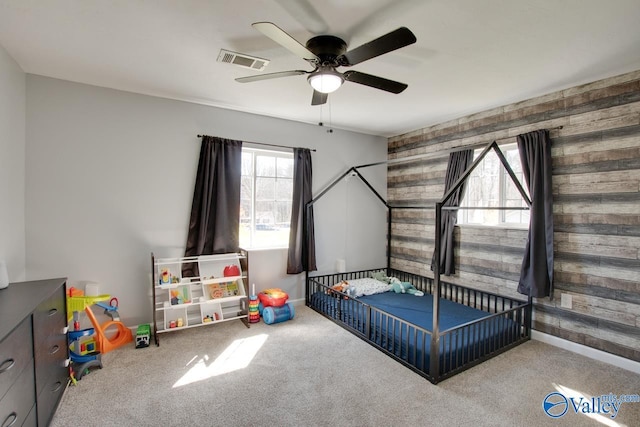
[458,143,530,228]
[240,147,294,249]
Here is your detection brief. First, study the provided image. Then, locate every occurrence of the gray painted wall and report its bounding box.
[0,43,26,282]
[25,75,387,325]
[388,70,640,362]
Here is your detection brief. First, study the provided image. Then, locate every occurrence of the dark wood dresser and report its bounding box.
[0,278,68,427]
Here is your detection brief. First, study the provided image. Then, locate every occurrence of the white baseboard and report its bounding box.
[531,330,640,375]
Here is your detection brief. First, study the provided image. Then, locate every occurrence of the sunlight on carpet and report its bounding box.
[173,333,268,388]
[553,383,627,427]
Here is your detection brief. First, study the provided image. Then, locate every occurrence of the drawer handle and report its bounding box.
[49,345,60,355]
[48,307,58,316]
[2,412,17,427]
[0,359,15,374]
[51,381,63,393]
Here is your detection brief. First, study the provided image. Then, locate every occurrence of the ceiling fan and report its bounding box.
[236,22,417,105]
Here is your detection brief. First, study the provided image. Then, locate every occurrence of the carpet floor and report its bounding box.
[50,305,640,427]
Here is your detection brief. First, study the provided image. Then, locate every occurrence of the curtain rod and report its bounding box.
[197,135,316,152]
[355,125,564,169]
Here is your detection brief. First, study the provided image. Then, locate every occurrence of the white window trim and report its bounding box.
[240,147,293,249]
[457,143,530,229]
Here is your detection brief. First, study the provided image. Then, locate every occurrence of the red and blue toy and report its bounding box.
[258,288,295,325]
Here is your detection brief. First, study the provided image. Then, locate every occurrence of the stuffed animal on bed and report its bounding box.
[370,270,391,283]
[390,278,424,297]
[328,281,351,299]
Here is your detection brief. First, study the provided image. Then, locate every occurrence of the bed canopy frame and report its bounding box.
[304,140,534,383]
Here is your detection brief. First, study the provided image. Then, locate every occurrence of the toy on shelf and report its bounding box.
[170,286,190,305]
[223,264,241,277]
[202,313,220,323]
[66,287,133,355]
[160,268,171,285]
[207,280,240,299]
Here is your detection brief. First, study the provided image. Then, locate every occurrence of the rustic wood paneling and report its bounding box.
[388,70,640,362]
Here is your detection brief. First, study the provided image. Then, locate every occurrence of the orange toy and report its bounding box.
[82,304,133,354]
[67,293,133,354]
[328,281,350,299]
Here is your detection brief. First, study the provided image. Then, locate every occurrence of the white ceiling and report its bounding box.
[1,0,640,137]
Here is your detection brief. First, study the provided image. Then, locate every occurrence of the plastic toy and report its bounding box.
[95,297,121,321]
[160,268,171,284]
[248,295,260,323]
[68,325,102,381]
[66,287,133,355]
[223,265,240,277]
[263,302,295,325]
[258,288,289,308]
[136,324,151,348]
[170,289,181,305]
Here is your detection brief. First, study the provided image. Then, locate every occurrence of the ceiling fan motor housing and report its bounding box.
[305,35,347,64]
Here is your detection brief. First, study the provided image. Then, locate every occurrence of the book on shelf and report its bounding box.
[226,281,239,296]
[208,281,240,299]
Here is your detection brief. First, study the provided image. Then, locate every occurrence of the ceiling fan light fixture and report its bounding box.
[308,69,344,93]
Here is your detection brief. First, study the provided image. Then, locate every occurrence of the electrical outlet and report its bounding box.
[561,293,572,309]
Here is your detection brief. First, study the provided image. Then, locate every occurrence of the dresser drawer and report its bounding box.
[35,332,68,397]
[0,318,33,401]
[23,405,37,427]
[36,367,67,427]
[32,285,66,339]
[0,359,35,427]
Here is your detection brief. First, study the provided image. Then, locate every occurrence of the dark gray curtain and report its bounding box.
[431,149,474,275]
[287,148,317,274]
[183,136,242,277]
[517,129,554,298]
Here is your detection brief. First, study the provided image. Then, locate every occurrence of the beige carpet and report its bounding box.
[51,305,640,427]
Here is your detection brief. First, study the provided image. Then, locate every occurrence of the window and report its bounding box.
[240,148,294,248]
[458,144,530,226]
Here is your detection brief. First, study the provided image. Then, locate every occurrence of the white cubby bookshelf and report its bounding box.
[151,251,249,345]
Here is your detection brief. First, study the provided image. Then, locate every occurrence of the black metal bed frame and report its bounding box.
[304,141,534,383]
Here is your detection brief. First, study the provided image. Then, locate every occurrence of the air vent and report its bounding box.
[217,49,269,71]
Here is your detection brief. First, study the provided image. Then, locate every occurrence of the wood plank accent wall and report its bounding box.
[387,70,640,362]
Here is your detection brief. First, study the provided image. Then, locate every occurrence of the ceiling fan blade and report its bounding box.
[236,70,308,83]
[339,27,416,66]
[252,22,319,62]
[343,70,408,94]
[311,90,328,106]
